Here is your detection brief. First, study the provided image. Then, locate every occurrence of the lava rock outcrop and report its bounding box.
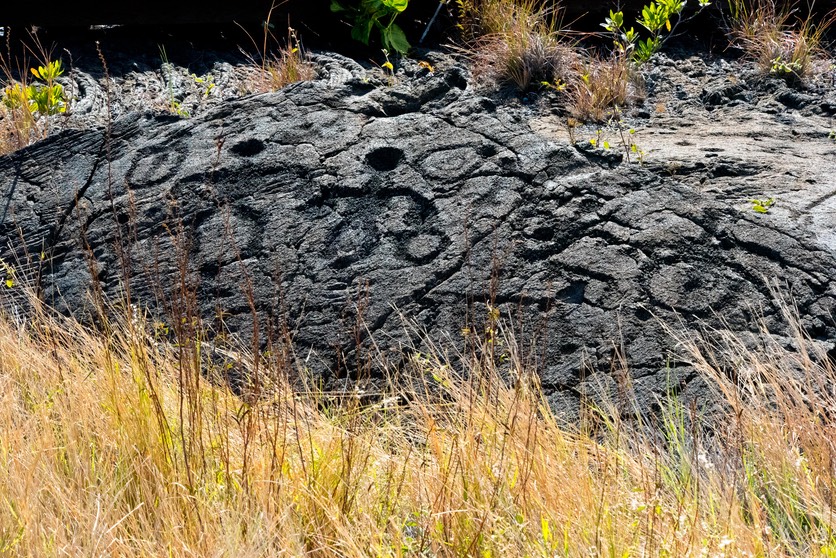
[0,54,834,414]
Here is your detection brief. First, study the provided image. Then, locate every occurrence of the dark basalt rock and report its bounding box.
[0,56,834,417]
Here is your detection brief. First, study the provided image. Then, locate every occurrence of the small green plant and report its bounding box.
[331,0,410,55]
[589,132,610,150]
[27,61,66,116]
[602,0,711,64]
[1,83,29,111]
[158,46,189,118]
[619,126,646,164]
[607,110,646,164]
[2,60,66,118]
[580,114,645,164]
[192,73,215,97]
[750,197,776,213]
[380,49,397,84]
[541,78,568,92]
[169,100,189,118]
[770,56,803,76]
[0,259,15,289]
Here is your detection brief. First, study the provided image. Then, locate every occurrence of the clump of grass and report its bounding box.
[671,302,836,556]
[462,0,576,91]
[0,103,32,156]
[727,0,836,81]
[1,283,836,555]
[567,53,642,122]
[0,45,38,156]
[258,27,316,92]
[457,0,542,39]
[238,2,316,94]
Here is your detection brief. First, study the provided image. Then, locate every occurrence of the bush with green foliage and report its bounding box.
[331,0,411,55]
[602,0,711,64]
[2,60,66,117]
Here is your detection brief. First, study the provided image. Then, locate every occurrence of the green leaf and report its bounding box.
[750,198,775,213]
[330,0,346,12]
[382,0,409,12]
[351,17,375,45]
[383,23,410,54]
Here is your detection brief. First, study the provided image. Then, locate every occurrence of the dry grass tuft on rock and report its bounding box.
[254,28,317,93]
[0,107,30,156]
[567,53,642,122]
[238,4,316,95]
[462,0,576,91]
[727,0,836,81]
[1,285,836,555]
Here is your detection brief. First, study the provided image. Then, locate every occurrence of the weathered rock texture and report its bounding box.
[1,53,835,414]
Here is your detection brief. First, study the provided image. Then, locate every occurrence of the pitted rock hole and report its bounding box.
[478,144,498,157]
[231,138,265,157]
[366,147,404,172]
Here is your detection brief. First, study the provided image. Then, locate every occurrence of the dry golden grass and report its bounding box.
[251,27,316,94]
[238,3,316,95]
[459,0,640,116]
[0,97,41,157]
[457,0,550,40]
[0,288,835,556]
[727,0,835,80]
[462,0,576,91]
[567,53,642,123]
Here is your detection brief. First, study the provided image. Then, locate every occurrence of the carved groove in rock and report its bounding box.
[0,57,834,416]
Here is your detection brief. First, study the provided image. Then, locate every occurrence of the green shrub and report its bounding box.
[602,0,711,64]
[2,60,66,117]
[331,0,411,55]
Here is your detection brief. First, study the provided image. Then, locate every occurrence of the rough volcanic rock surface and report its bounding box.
[1,52,835,416]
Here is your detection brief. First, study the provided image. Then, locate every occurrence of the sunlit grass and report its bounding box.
[0,291,834,556]
[726,0,835,81]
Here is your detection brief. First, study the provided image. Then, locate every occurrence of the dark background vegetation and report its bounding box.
[0,0,694,41]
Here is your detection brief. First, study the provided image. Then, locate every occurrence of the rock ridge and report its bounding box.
[0,54,834,414]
